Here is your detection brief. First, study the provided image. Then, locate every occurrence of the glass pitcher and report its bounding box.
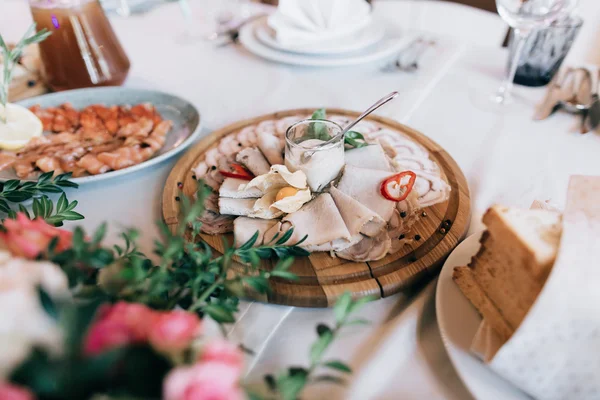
[29,0,130,91]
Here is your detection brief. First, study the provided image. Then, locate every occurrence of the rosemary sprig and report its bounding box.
[0,23,51,123]
[255,292,373,400]
[0,171,82,226]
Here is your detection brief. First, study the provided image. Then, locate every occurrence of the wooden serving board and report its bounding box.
[163,109,470,308]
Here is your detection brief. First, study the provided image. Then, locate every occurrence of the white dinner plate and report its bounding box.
[436,232,532,400]
[254,18,385,56]
[13,87,202,185]
[239,18,415,68]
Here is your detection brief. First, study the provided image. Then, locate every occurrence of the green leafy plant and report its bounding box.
[0,172,83,226]
[0,23,51,123]
[257,292,373,400]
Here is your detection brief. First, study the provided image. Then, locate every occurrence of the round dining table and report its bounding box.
[2,1,600,398]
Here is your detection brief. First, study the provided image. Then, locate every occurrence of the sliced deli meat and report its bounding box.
[329,186,386,237]
[265,193,352,249]
[344,143,392,172]
[236,147,271,176]
[233,217,279,248]
[336,165,397,222]
[257,131,284,165]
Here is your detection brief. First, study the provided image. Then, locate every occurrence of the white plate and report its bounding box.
[254,18,385,55]
[436,232,532,400]
[14,87,202,185]
[240,18,415,68]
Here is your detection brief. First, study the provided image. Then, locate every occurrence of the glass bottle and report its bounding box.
[29,0,130,91]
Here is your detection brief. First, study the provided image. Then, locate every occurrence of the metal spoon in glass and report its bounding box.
[301,91,399,162]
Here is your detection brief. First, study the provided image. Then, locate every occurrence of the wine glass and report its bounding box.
[494,0,578,104]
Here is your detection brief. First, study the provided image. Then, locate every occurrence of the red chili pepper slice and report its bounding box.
[380,171,417,202]
[219,163,254,181]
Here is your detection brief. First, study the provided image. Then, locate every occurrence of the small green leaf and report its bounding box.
[37,171,54,184]
[270,270,298,281]
[277,373,308,400]
[311,108,326,120]
[344,131,368,149]
[316,323,331,337]
[288,367,308,378]
[243,276,271,293]
[92,223,107,245]
[310,330,333,364]
[275,228,294,245]
[0,199,10,213]
[323,360,352,373]
[333,291,353,324]
[56,193,67,213]
[239,231,259,250]
[204,304,236,323]
[348,295,376,314]
[73,227,85,250]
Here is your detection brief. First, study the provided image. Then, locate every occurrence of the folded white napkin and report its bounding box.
[267,0,371,47]
[489,176,600,400]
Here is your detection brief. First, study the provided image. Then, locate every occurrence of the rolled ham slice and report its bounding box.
[257,131,284,165]
[265,193,352,250]
[344,143,392,172]
[219,178,263,199]
[336,165,397,222]
[329,186,386,238]
[218,198,256,216]
[236,147,271,176]
[233,217,279,248]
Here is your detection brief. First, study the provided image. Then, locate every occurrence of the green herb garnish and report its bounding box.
[307,108,331,141]
[0,23,51,123]
[344,130,368,149]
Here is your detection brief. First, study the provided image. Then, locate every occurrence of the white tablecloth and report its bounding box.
[2,1,600,399]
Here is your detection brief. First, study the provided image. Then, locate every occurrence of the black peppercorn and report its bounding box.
[211,165,217,170]
[400,211,407,218]
[177,182,183,188]
[192,174,196,180]
[421,211,427,217]
[414,234,421,241]
[399,234,405,240]
[27,80,36,87]
[439,228,447,234]
[175,196,180,201]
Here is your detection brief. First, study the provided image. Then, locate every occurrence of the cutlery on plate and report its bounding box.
[207,13,268,46]
[381,37,423,72]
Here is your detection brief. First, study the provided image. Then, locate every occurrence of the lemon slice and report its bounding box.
[0,103,43,150]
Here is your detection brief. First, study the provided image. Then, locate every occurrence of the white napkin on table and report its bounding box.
[267,0,371,47]
[489,175,600,400]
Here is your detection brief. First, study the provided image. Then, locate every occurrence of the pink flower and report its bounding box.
[0,382,36,400]
[163,361,245,400]
[84,319,134,356]
[83,301,156,356]
[199,339,244,373]
[148,310,202,353]
[0,213,72,259]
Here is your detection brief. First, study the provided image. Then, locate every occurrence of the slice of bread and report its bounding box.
[453,205,563,356]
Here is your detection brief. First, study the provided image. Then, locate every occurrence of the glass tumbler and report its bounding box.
[29,0,131,91]
[511,15,583,87]
[284,119,345,192]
